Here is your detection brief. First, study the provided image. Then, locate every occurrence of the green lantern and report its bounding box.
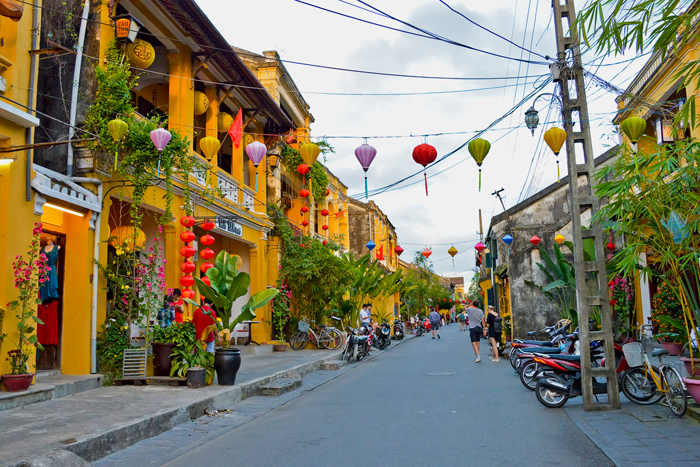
[620,117,646,145]
[468,138,491,191]
[107,119,128,169]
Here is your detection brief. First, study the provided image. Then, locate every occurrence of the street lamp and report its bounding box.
[523,93,563,135]
[112,14,141,44]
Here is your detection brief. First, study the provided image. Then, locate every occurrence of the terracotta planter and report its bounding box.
[681,357,700,377]
[214,348,241,386]
[2,373,33,392]
[152,342,177,377]
[660,342,684,356]
[683,377,700,404]
[273,344,288,352]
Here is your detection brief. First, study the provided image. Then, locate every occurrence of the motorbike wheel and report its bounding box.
[357,348,367,361]
[289,332,308,351]
[535,375,569,408]
[510,352,519,371]
[621,367,664,405]
[520,361,540,391]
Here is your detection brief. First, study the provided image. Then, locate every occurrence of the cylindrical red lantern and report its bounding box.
[200,248,215,260]
[180,216,195,228]
[180,231,196,243]
[302,220,309,227]
[322,224,329,231]
[180,245,195,258]
[530,235,541,246]
[201,219,215,231]
[180,274,194,288]
[301,206,309,213]
[321,209,329,217]
[200,234,215,246]
[297,163,309,175]
[300,188,310,198]
[181,260,196,273]
[200,262,214,274]
[181,289,195,299]
[201,276,211,287]
[412,143,438,196]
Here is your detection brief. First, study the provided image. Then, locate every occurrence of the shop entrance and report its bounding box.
[36,231,65,371]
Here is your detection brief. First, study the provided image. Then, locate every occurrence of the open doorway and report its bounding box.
[36,231,66,371]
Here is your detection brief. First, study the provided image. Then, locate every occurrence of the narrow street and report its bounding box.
[97,325,611,467]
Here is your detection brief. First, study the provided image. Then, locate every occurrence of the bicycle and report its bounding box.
[620,324,687,417]
[289,318,343,351]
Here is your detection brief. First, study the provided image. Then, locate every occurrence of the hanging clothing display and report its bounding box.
[37,300,59,346]
[40,246,59,301]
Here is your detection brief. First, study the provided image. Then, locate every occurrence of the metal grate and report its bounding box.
[122,349,147,378]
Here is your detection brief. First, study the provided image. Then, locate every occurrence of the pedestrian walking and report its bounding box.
[429,307,441,339]
[465,300,487,362]
[457,309,466,331]
[486,306,502,362]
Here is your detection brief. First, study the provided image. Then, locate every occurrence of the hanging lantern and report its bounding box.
[109,226,146,251]
[412,143,438,196]
[201,248,215,260]
[321,209,329,217]
[126,38,156,69]
[180,245,195,258]
[180,274,194,288]
[394,245,404,256]
[355,143,377,199]
[543,127,567,182]
[448,246,458,266]
[301,206,309,213]
[606,240,616,251]
[181,261,196,274]
[246,141,267,191]
[150,127,173,176]
[530,235,541,247]
[218,112,233,132]
[180,231,196,243]
[108,119,128,169]
[300,188,310,198]
[620,117,646,145]
[323,240,328,246]
[302,220,309,227]
[297,164,310,175]
[475,242,486,253]
[201,276,211,287]
[322,224,329,231]
[201,219,215,231]
[366,240,376,251]
[193,91,209,116]
[554,234,565,245]
[199,136,221,161]
[524,106,540,135]
[326,188,330,196]
[200,262,214,274]
[299,142,321,167]
[421,248,432,259]
[502,234,513,246]
[467,138,491,191]
[181,289,195,300]
[200,234,215,246]
[180,215,196,228]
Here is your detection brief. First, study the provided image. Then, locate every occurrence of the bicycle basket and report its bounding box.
[622,342,643,368]
[298,321,310,332]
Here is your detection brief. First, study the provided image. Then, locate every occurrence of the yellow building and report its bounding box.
[347,199,399,271]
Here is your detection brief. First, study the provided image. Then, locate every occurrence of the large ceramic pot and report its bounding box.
[214,348,241,386]
[683,377,700,404]
[680,357,700,377]
[660,341,684,356]
[152,342,177,377]
[2,374,33,392]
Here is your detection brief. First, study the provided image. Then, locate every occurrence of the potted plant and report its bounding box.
[184,251,278,385]
[150,322,195,377]
[2,223,49,392]
[170,341,214,387]
[652,283,686,356]
[609,274,637,343]
[271,283,291,352]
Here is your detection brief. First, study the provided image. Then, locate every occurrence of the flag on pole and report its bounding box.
[228,109,243,149]
[286,131,294,144]
[376,244,385,261]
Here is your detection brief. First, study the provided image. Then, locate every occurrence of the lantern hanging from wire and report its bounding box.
[474,242,486,253]
[448,246,458,266]
[245,141,267,191]
[200,248,215,260]
[180,215,196,228]
[530,235,541,247]
[181,260,196,274]
[355,143,377,199]
[150,127,172,176]
[200,234,215,246]
[200,262,214,274]
[180,231,195,243]
[201,219,215,231]
[394,245,404,256]
[321,209,329,217]
[201,276,211,287]
[180,245,195,258]
[620,116,647,173]
[554,234,565,245]
[180,274,194,288]
[502,234,513,256]
[412,143,438,196]
[467,138,491,191]
[422,248,432,259]
[108,119,128,170]
[299,142,321,167]
[543,127,566,182]
[300,188,310,198]
[181,289,195,300]
[366,240,376,252]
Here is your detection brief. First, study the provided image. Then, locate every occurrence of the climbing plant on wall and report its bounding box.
[281,144,331,202]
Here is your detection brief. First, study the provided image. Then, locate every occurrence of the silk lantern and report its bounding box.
[181,260,196,274]
[554,234,565,245]
[394,245,404,256]
[422,248,432,259]
[180,274,194,288]
[181,289,195,300]
[218,112,233,132]
[321,209,329,217]
[180,231,195,243]
[366,241,376,251]
[200,234,214,246]
[150,127,172,176]
[180,215,196,228]
[201,276,211,287]
[355,143,377,199]
[530,235,541,247]
[180,245,195,258]
[109,226,145,252]
[201,248,215,260]
[475,242,486,253]
[201,262,214,274]
[201,219,215,231]
[126,39,156,69]
[297,163,310,175]
[448,246,458,266]
[302,220,309,227]
[323,240,328,246]
[620,117,646,146]
[193,91,209,116]
[412,143,438,196]
[108,119,128,169]
[606,239,616,251]
[245,141,267,191]
[199,137,220,161]
[299,142,321,167]
[322,224,329,231]
[543,127,567,182]
[503,234,513,256]
[467,138,491,191]
[301,206,309,213]
[300,188,310,198]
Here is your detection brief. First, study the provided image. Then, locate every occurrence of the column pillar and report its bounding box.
[167,49,194,147]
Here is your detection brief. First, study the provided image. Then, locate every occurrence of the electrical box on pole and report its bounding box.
[552,0,620,410]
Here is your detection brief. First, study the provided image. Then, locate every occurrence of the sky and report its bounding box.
[195,0,645,283]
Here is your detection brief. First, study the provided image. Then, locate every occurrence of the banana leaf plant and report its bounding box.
[184,251,278,349]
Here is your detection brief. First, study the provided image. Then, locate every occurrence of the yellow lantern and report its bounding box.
[193,91,210,116]
[126,39,156,69]
[448,246,458,266]
[199,136,221,161]
[218,112,233,132]
[554,234,565,245]
[299,142,321,167]
[232,254,243,271]
[467,138,491,191]
[109,226,146,252]
[543,127,567,182]
[107,119,128,169]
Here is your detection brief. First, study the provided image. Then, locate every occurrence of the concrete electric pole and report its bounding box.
[552,0,620,410]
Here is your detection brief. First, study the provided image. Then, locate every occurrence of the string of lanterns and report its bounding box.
[179,215,196,300]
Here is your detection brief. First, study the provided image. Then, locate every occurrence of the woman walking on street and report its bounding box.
[487,306,502,362]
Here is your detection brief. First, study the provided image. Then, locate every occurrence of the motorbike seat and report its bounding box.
[519,346,561,355]
[527,331,537,337]
[516,340,555,347]
[549,354,580,362]
[652,348,669,357]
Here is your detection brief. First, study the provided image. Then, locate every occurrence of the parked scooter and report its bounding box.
[343,327,371,362]
[509,325,571,370]
[373,321,391,350]
[517,331,581,390]
[413,316,427,336]
[393,320,405,340]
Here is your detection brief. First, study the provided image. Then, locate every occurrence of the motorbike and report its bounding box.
[393,320,405,340]
[414,317,427,336]
[343,327,371,362]
[517,332,581,390]
[373,321,391,350]
[424,317,432,333]
[509,325,571,371]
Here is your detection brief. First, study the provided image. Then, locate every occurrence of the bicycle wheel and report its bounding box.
[317,330,333,349]
[621,367,664,405]
[328,327,346,348]
[289,331,308,351]
[662,366,687,417]
[324,329,343,350]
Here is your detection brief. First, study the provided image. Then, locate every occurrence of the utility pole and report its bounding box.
[552,0,620,410]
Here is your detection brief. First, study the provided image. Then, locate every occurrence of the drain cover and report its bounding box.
[425,372,456,376]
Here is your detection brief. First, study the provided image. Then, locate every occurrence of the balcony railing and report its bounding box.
[218,171,241,205]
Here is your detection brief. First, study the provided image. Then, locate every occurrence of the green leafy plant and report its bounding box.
[525,243,578,327]
[170,342,215,384]
[96,319,132,385]
[271,283,291,342]
[281,144,331,202]
[652,282,685,344]
[184,251,278,348]
[150,322,196,347]
[609,274,636,340]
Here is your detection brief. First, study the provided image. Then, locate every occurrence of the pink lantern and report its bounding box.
[355,143,377,199]
[475,242,486,253]
[150,127,172,176]
[246,141,267,191]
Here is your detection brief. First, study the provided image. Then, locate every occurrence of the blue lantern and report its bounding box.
[503,234,513,256]
[366,240,376,251]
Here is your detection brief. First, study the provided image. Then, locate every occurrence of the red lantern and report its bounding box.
[180,274,194,288]
[300,188,310,198]
[322,224,329,231]
[297,164,310,175]
[475,242,486,253]
[325,188,330,196]
[180,231,195,243]
[394,245,404,256]
[323,240,328,246]
[412,143,438,196]
[200,234,215,246]
[181,261,196,273]
[301,206,309,213]
[321,209,329,217]
[201,248,215,260]
[606,241,615,251]
[530,235,541,246]
[200,262,214,274]
[201,219,215,231]
[422,248,432,259]
[180,245,195,258]
[180,216,195,228]
[302,220,309,227]
[201,276,211,287]
[610,299,617,306]
[181,289,195,299]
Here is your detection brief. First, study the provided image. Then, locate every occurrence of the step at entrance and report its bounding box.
[0,373,103,411]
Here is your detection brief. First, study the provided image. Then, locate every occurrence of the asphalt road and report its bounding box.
[98,325,613,467]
